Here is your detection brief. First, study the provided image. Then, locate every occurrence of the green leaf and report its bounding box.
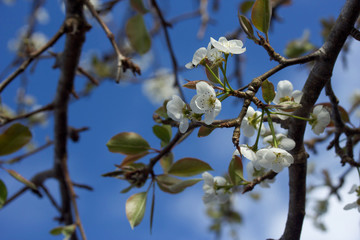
[130,0,148,14]
[0,123,32,156]
[153,125,172,144]
[5,169,37,190]
[155,105,168,119]
[156,175,201,194]
[251,0,272,38]
[238,14,255,40]
[102,170,123,177]
[119,152,149,168]
[0,179,7,209]
[126,14,151,54]
[150,185,155,234]
[106,132,150,155]
[120,184,135,194]
[50,224,76,240]
[228,155,244,185]
[126,192,147,229]
[168,158,213,177]
[240,1,255,13]
[160,152,173,174]
[197,126,215,137]
[261,79,275,104]
[205,65,220,85]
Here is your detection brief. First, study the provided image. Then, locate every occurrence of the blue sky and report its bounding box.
[0,0,359,239]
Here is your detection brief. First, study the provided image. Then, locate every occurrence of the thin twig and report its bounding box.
[1,140,53,164]
[150,0,186,101]
[77,67,99,86]
[83,0,140,82]
[0,102,54,127]
[0,25,66,93]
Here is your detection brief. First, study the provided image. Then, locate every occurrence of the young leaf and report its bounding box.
[0,179,7,209]
[5,169,37,190]
[152,125,172,144]
[49,224,76,239]
[198,125,215,137]
[240,0,255,13]
[155,105,168,119]
[160,152,173,174]
[228,155,244,185]
[238,14,255,40]
[106,132,150,155]
[130,0,148,14]
[119,152,149,168]
[251,0,272,38]
[0,123,32,156]
[126,192,148,229]
[205,65,221,85]
[261,79,275,104]
[102,170,123,177]
[150,184,155,234]
[168,158,213,177]
[126,14,151,54]
[156,175,201,194]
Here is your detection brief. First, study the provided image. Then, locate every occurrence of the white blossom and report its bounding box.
[343,184,360,213]
[233,145,257,162]
[309,105,331,135]
[185,47,207,69]
[190,82,221,125]
[256,147,294,173]
[241,106,265,137]
[210,37,246,55]
[143,69,178,104]
[185,43,223,69]
[263,133,295,151]
[202,172,230,204]
[166,95,190,133]
[273,80,303,120]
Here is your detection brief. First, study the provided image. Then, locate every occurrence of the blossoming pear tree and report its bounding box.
[1,0,360,240]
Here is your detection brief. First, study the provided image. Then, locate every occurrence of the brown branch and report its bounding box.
[280,1,360,239]
[350,27,360,41]
[0,140,53,164]
[83,0,140,82]
[77,66,99,86]
[150,0,186,101]
[242,171,277,193]
[0,25,66,93]
[53,2,90,239]
[0,102,54,127]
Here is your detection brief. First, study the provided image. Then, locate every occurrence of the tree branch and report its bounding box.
[280,1,360,239]
[83,0,140,82]
[53,1,89,239]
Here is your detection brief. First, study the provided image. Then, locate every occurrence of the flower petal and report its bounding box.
[179,118,189,133]
[192,47,207,65]
[277,80,293,97]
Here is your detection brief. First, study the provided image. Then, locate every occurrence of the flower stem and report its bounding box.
[253,109,265,151]
[268,111,311,121]
[220,54,234,91]
[265,109,278,148]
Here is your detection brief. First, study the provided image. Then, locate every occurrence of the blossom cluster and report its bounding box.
[167,81,221,133]
[166,36,246,133]
[166,37,332,205]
